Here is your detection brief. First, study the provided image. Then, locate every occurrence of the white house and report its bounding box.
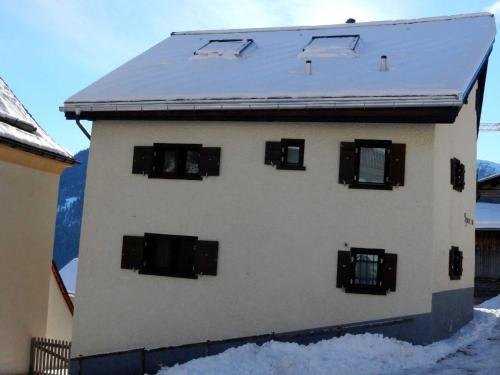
[0,76,75,374]
[61,13,495,374]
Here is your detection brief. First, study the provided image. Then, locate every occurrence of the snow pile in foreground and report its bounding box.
[155,296,500,375]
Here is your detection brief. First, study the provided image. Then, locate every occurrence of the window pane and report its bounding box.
[354,254,379,286]
[359,147,385,183]
[163,150,177,173]
[287,146,301,164]
[185,150,200,175]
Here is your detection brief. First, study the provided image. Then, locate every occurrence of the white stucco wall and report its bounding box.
[46,271,73,341]
[432,85,477,293]
[73,118,442,357]
[0,159,60,374]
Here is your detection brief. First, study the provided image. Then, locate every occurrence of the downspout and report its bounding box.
[74,111,91,140]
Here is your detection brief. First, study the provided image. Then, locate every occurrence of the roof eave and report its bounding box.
[62,105,461,124]
[0,136,77,165]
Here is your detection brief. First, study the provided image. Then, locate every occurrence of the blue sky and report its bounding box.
[1,0,499,161]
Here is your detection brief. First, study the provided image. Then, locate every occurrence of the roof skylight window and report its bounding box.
[298,35,360,58]
[193,39,254,59]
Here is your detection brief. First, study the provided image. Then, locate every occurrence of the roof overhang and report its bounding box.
[0,135,76,165]
[62,105,461,124]
[62,96,462,124]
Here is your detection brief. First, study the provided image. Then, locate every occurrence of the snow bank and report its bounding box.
[155,296,500,375]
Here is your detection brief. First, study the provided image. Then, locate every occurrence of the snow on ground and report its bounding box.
[155,296,500,375]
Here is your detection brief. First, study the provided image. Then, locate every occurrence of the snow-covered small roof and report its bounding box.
[478,172,500,184]
[476,202,500,230]
[60,258,78,296]
[62,13,495,114]
[1,77,74,163]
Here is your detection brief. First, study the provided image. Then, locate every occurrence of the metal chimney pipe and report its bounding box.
[379,55,388,72]
[305,60,312,76]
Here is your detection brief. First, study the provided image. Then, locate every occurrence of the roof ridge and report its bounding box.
[172,12,493,36]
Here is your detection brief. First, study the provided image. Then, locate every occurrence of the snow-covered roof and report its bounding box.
[0,77,74,163]
[478,171,500,184]
[476,202,500,230]
[60,258,78,296]
[62,13,495,114]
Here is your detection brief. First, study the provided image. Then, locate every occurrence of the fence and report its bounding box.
[30,337,71,375]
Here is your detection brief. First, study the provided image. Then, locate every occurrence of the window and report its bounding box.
[193,39,254,58]
[121,233,219,279]
[132,144,221,179]
[265,138,306,171]
[299,35,360,58]
[450,158,465,192]
[358,146,386,184]
[338,140,406,189]
[151,144,202,180]
[449,246,463,280]
[337,248,397,295]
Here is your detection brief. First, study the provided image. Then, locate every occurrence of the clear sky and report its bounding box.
[1,0,499,161]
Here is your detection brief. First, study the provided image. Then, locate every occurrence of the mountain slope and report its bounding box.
[53,148,88,269]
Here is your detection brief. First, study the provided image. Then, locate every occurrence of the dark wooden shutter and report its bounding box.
[121,236,144,270]
[382,253,398,291]
[389,144,406,186]
[450,158,465,192]
[457,163,465,192]
[265,141,282,166]
[449,246,463,280]
[336,251,352,288]
[194,241,219,276]
[200,147,221,176]
[175,237,198,279]
[132,146,153,175]
[450,158,458,186]
[338,142,356,185]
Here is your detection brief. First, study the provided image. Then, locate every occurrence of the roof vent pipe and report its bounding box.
[305,60,312,76]
[346,18,356,23]
[379,55,389,72]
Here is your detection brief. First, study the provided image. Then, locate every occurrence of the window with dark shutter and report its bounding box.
[265,139,306,170]
[132,143,221,180]
[336,248,397,295]
[121,232,219,279]
[338,140,405,190]
[450,158,465,192]
[449,246,463,280]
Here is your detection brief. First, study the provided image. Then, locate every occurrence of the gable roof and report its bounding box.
[61,13,495,123]
[476,202,500,230]
[1,77,75,164]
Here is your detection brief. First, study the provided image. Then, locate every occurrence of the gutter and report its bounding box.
[60,95,463,115]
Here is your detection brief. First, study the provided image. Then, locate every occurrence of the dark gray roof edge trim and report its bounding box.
[462,43,494,103]
[171,12,493,36]
[0,135,77,165]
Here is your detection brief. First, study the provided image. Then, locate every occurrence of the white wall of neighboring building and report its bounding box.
[0,152,61,374]
[46,271,73,341]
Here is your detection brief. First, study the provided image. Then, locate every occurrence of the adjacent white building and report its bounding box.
[0,77,75,374]
[61,13,495,374]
